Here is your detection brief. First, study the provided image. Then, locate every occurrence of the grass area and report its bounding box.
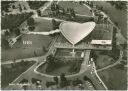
[94,51,116,69]
[1,18,53,61]
[34,17,53,32]
[98,64,127,90]
[1,35,52,61]
[37,59,83,76]
[1,61,36,88]
[93,1,127,38]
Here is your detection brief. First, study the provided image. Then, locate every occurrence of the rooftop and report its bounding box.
[60,22,96,45]
[55,23,113,50]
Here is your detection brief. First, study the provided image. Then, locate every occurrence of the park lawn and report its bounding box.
[34,17,53,32]
[1,35,52,61]
[98,64,127,90]
[2,17,53,61]
[1,61,36,89]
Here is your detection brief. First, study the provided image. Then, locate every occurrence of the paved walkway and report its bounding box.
[27,29,60,35]
[92,62,108,90]
[79,50,90,73]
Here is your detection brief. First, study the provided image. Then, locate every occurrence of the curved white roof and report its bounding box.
[59,22,96,45]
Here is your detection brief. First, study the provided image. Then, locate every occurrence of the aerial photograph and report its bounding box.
[1,0,127,90]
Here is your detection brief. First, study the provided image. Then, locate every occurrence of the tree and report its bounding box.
[45,54,55,72]
[1,37,10,49]
[46,54,55,65]
[37,10,41,16]
[42,46,47,53]
[51,19,59,30]
[4,30,10,36]
[28,26,35,31]
[60,73,68,88]
[53,76,59,84]
[51,3,55,11]
[69,8,76,19]
[27,17,35,26]
[14,28,21,36]
[20,60,25,66]
[107,1,126,10]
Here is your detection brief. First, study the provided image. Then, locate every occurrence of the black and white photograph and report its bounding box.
[1,0,127,90]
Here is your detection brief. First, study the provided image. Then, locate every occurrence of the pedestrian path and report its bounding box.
[92,62,108,90]
[27,29,60,35]
[2,57,38,65]
[79,50,90,73]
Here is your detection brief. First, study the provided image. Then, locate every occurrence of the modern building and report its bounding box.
[54,21,113,50]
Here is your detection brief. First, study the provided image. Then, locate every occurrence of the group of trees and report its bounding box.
[51,19,62,30]
[27,1,47,10]
[45,54,56,72]
[107,1,127,10]
[1,36,10,49]
[50,3,76,20]
[46,75,94,89]
[2,1,30,14]
[67,8,76,19]
[60,73,69,88]
[1,1,16,12]
[45,73,69,88]
[27,17,35,31]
